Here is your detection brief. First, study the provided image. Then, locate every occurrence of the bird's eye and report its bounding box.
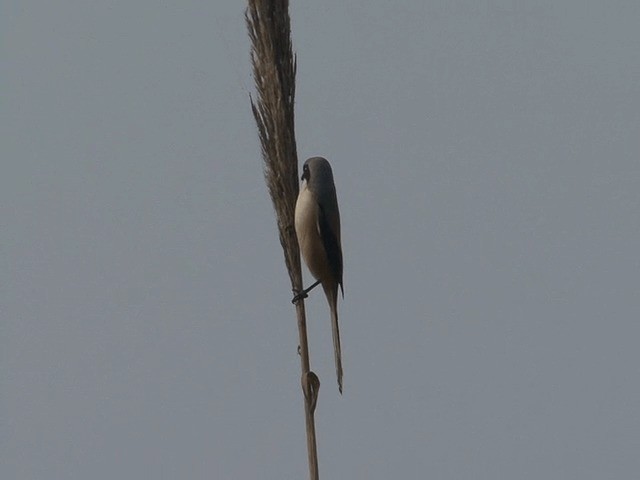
[301,165,310,181]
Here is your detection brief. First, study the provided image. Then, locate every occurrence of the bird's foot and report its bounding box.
[292,280,322,304]
[292,289,309,304]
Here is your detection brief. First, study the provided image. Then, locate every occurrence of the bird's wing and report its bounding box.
[317,202,343,295]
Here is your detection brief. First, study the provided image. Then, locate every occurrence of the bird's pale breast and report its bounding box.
[295,186,332,282]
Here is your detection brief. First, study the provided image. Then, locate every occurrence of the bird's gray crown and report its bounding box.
[302,157,335,195]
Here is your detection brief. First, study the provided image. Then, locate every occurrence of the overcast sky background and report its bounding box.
[2,1,639,478]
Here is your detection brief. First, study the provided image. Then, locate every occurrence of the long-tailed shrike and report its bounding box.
[294,157,344,394]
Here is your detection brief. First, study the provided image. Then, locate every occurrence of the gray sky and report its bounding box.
[3,1,639,478]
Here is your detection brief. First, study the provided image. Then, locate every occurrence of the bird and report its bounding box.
[294,156,344,393]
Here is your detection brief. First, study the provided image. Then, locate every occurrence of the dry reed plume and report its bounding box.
[246,1,320,478]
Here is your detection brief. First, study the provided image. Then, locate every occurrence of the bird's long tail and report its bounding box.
[329,291,343,394]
